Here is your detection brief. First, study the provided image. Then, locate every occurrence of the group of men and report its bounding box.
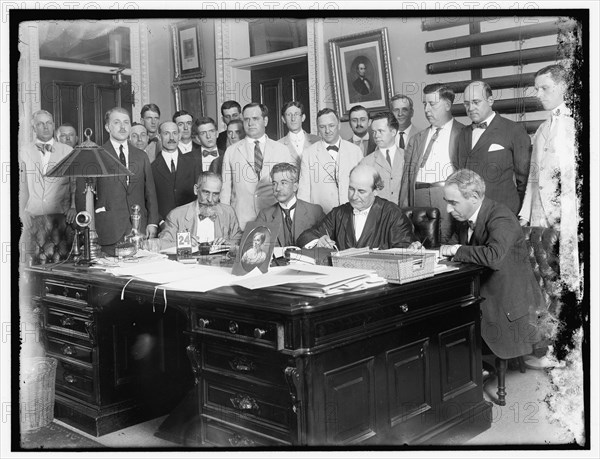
[20,64,579,368]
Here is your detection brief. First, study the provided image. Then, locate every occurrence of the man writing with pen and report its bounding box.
[296,164,420,251]
[157,171,242,249]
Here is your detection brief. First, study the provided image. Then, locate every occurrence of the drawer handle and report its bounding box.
[253,328,266,339]
[62,345,77,356]
[198,318,210,328]
[228,356,256,373]
[230,394,259,412]
[63,288,69,297]
[64,374,78,384]
[228,433,256,447]
[75,292,81,300]
[44,286,50,295]
[60,316,75,327]
[399,304,409,313]
[228,321,239,334]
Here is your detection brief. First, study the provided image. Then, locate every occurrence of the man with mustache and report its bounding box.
[158,171,242,249]
[151,121,201,227]
[347,105,376,157]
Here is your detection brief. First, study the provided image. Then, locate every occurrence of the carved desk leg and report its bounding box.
[186,343,202,385]
[284,366,304,444]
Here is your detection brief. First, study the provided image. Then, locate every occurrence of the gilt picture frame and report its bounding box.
[328,28,394,120]
[171,20,204,81]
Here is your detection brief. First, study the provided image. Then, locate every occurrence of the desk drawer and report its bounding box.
[55,359,96,403]
[202,416,290,447]
[45,307,95,342]
[46,334,94,365]
[203,377,292,431]
[42,280,89,306]
[203,341,288,387]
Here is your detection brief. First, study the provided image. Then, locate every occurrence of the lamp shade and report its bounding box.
[45,128,133,178]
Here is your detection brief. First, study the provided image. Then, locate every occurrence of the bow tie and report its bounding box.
[353,208,370,217]
[198,213,217,222]
[467,220,476,230]
[148,137,158,144]
[202,149,218,157]
[471,122,488,130]
[326,145,339,152]
[552,108,561,117]
[36,143,53,154]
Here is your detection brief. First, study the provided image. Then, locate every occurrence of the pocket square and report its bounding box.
[488,143,505,152]
[95,207,106,213]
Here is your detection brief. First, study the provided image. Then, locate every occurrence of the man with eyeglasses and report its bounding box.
[278,100,319,166]
[193,116,225,175]
[158,171,242,249]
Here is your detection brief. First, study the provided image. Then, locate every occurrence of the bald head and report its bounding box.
[348,165,383,211]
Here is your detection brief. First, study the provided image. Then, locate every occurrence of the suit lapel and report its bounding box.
[374,150,392,174]
[184,203,198,237]
[471,114,500,154]
[316,143,337,184]
[448,120,461,166]
[104,141,128,190]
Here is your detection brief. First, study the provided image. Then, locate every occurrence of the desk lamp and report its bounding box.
[45,128,132,264]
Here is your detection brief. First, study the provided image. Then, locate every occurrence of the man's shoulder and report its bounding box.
[266,137,292,153]
[169,201,195,217]
[297,198,323,213]
[306,133,320,143]
[340,138,362,153]
[216,202,237,216]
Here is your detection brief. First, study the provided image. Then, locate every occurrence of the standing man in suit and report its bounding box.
[390,94,421,150]
[194,116,225,175]
[297,165,418,251]
[457,80,532,215]
[216,100,241,152]
[254,163,324,247]
[55,122,78,148]
[20,110,76,228]
[297,108,363,214]
[151,121,200,226]
[278,100,319,166]
[359,112,403,204]
[402,84,465,242]
[440,169,540,373]
[347,105,377,157]
[518,64,580,295]
[89,107,159,255]
[129,123,149,152]
[221,103,296,230]
[173,110,201,156]
[352,61,373,96]
[158,171,242,249]
[141,103,162,163]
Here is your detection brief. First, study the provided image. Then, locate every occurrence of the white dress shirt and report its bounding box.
[471,112,495,147]
[395,124,414,149]
[279,195,297,220]
[110,138,129,167]
[378,144,399,166]
[162,150,178,171]
[467,203,482,243]
[288,130,306,156]
[353,205,372,241]
[178,141,193,154]
[35,138,55,174]
[196,203,215,243]
[417,118,454,183]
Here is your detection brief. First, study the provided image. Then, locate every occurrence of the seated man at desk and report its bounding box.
[254,162,325,247]
[158,171,242,249]
[440,169,540,363]
[296,164,419,250]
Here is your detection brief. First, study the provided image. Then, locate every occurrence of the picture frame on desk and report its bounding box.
[328,28,394,120]
[172,79,205,116]
[171,20,204,81]
[232,222,278,275]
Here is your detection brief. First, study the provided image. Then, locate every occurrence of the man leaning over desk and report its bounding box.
[296,164,419,251]
[158,171,242,249]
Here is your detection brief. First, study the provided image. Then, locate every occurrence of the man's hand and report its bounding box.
[440,244,459,257]
[146,225,158,239]
[316,234,337,249]
[407,241,422,251]
[65,207,77,225]
[21,211,33,229]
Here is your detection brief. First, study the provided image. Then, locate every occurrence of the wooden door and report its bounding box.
[251,59,310,140]
[40,68,133,145]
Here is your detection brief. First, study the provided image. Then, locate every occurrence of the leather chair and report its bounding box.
[493,226,560,405]
[401,207,441,248]
[21,213,76,265]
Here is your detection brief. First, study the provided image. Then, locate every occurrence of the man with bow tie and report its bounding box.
[297,165,418,251]
[297,108,363,214]
[20,110,76,228]
[456,80,532,215]
[192,116,225,175]
[158,171,242,249]
[140,103,162,163]
[440,169,541,379]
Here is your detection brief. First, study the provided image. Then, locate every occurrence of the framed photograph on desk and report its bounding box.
[328,28,394,120]
[232,222,278,275]
[171,20,204,81]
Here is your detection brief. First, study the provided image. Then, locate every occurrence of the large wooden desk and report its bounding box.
[24,262,491,445]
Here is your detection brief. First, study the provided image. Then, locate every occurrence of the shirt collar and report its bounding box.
[280,195,297,210]
[468,202,483,227]
[247,134,267,146]
[161,149,178,155]
[480,112,495,127]
[110,138,128,153]
[36,138,54,146]
[323,138,341,150]
[353,204,373,216]
[352,133,370,142]
[288,130,305,141]
[552,102,570,117]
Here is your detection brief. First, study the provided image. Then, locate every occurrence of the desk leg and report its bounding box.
[495,357,507,406]
[186,343,201,385]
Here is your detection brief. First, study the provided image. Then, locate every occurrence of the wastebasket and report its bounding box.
[20,357,57,432]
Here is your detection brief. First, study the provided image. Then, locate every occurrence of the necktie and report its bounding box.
[471,121,488,130]
[326,145,339,152]
[36,143,53,154]
[353,208,370,217]
[119,145,126,167]
[281,202,297,244]
[198,213,217,222]
[170,157,176,175]
[254,140,263,177]
[203,149,218,157]
[467,220,476,230]
[419,127,441,169]
[398,132,405,149]
[385,149,392,166]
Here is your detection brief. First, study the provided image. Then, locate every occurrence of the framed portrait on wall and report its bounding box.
[171,20,204,80]
[173,79,205,116]
[328,28,394,120]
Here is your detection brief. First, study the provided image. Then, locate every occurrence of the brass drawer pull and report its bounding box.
[230,394,259,412]
[60,316,75,327]
[63,288,69,297]
[61,344,77,356]
[75,292,81,300]
[228,356,256,373]
[198,318,210,328]
[228,433,256,447]
[228,321,239,334]
[64,374,78,384]
[253,328,266,339]
[44,286,50,295]
[399,304,409,313]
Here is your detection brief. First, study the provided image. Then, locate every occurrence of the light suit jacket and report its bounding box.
[278,130,320,167]
[360,147,405,205]
[220,137,296,230]
[297,139,363,214]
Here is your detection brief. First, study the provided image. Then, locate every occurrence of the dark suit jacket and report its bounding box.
[217,130,228,152]
[401,119,464,207]
[449,198,541,359]
[353,77,373,95]
[297,197,416,250]
[456,113,532,214]
[346,135,377,157]
[254,199,325,247]
[89,141,159,246]
[151,149,201,222]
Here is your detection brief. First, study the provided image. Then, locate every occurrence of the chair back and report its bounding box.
[401,207,440,248]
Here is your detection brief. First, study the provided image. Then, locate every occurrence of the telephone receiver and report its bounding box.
[75,211,91,228]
